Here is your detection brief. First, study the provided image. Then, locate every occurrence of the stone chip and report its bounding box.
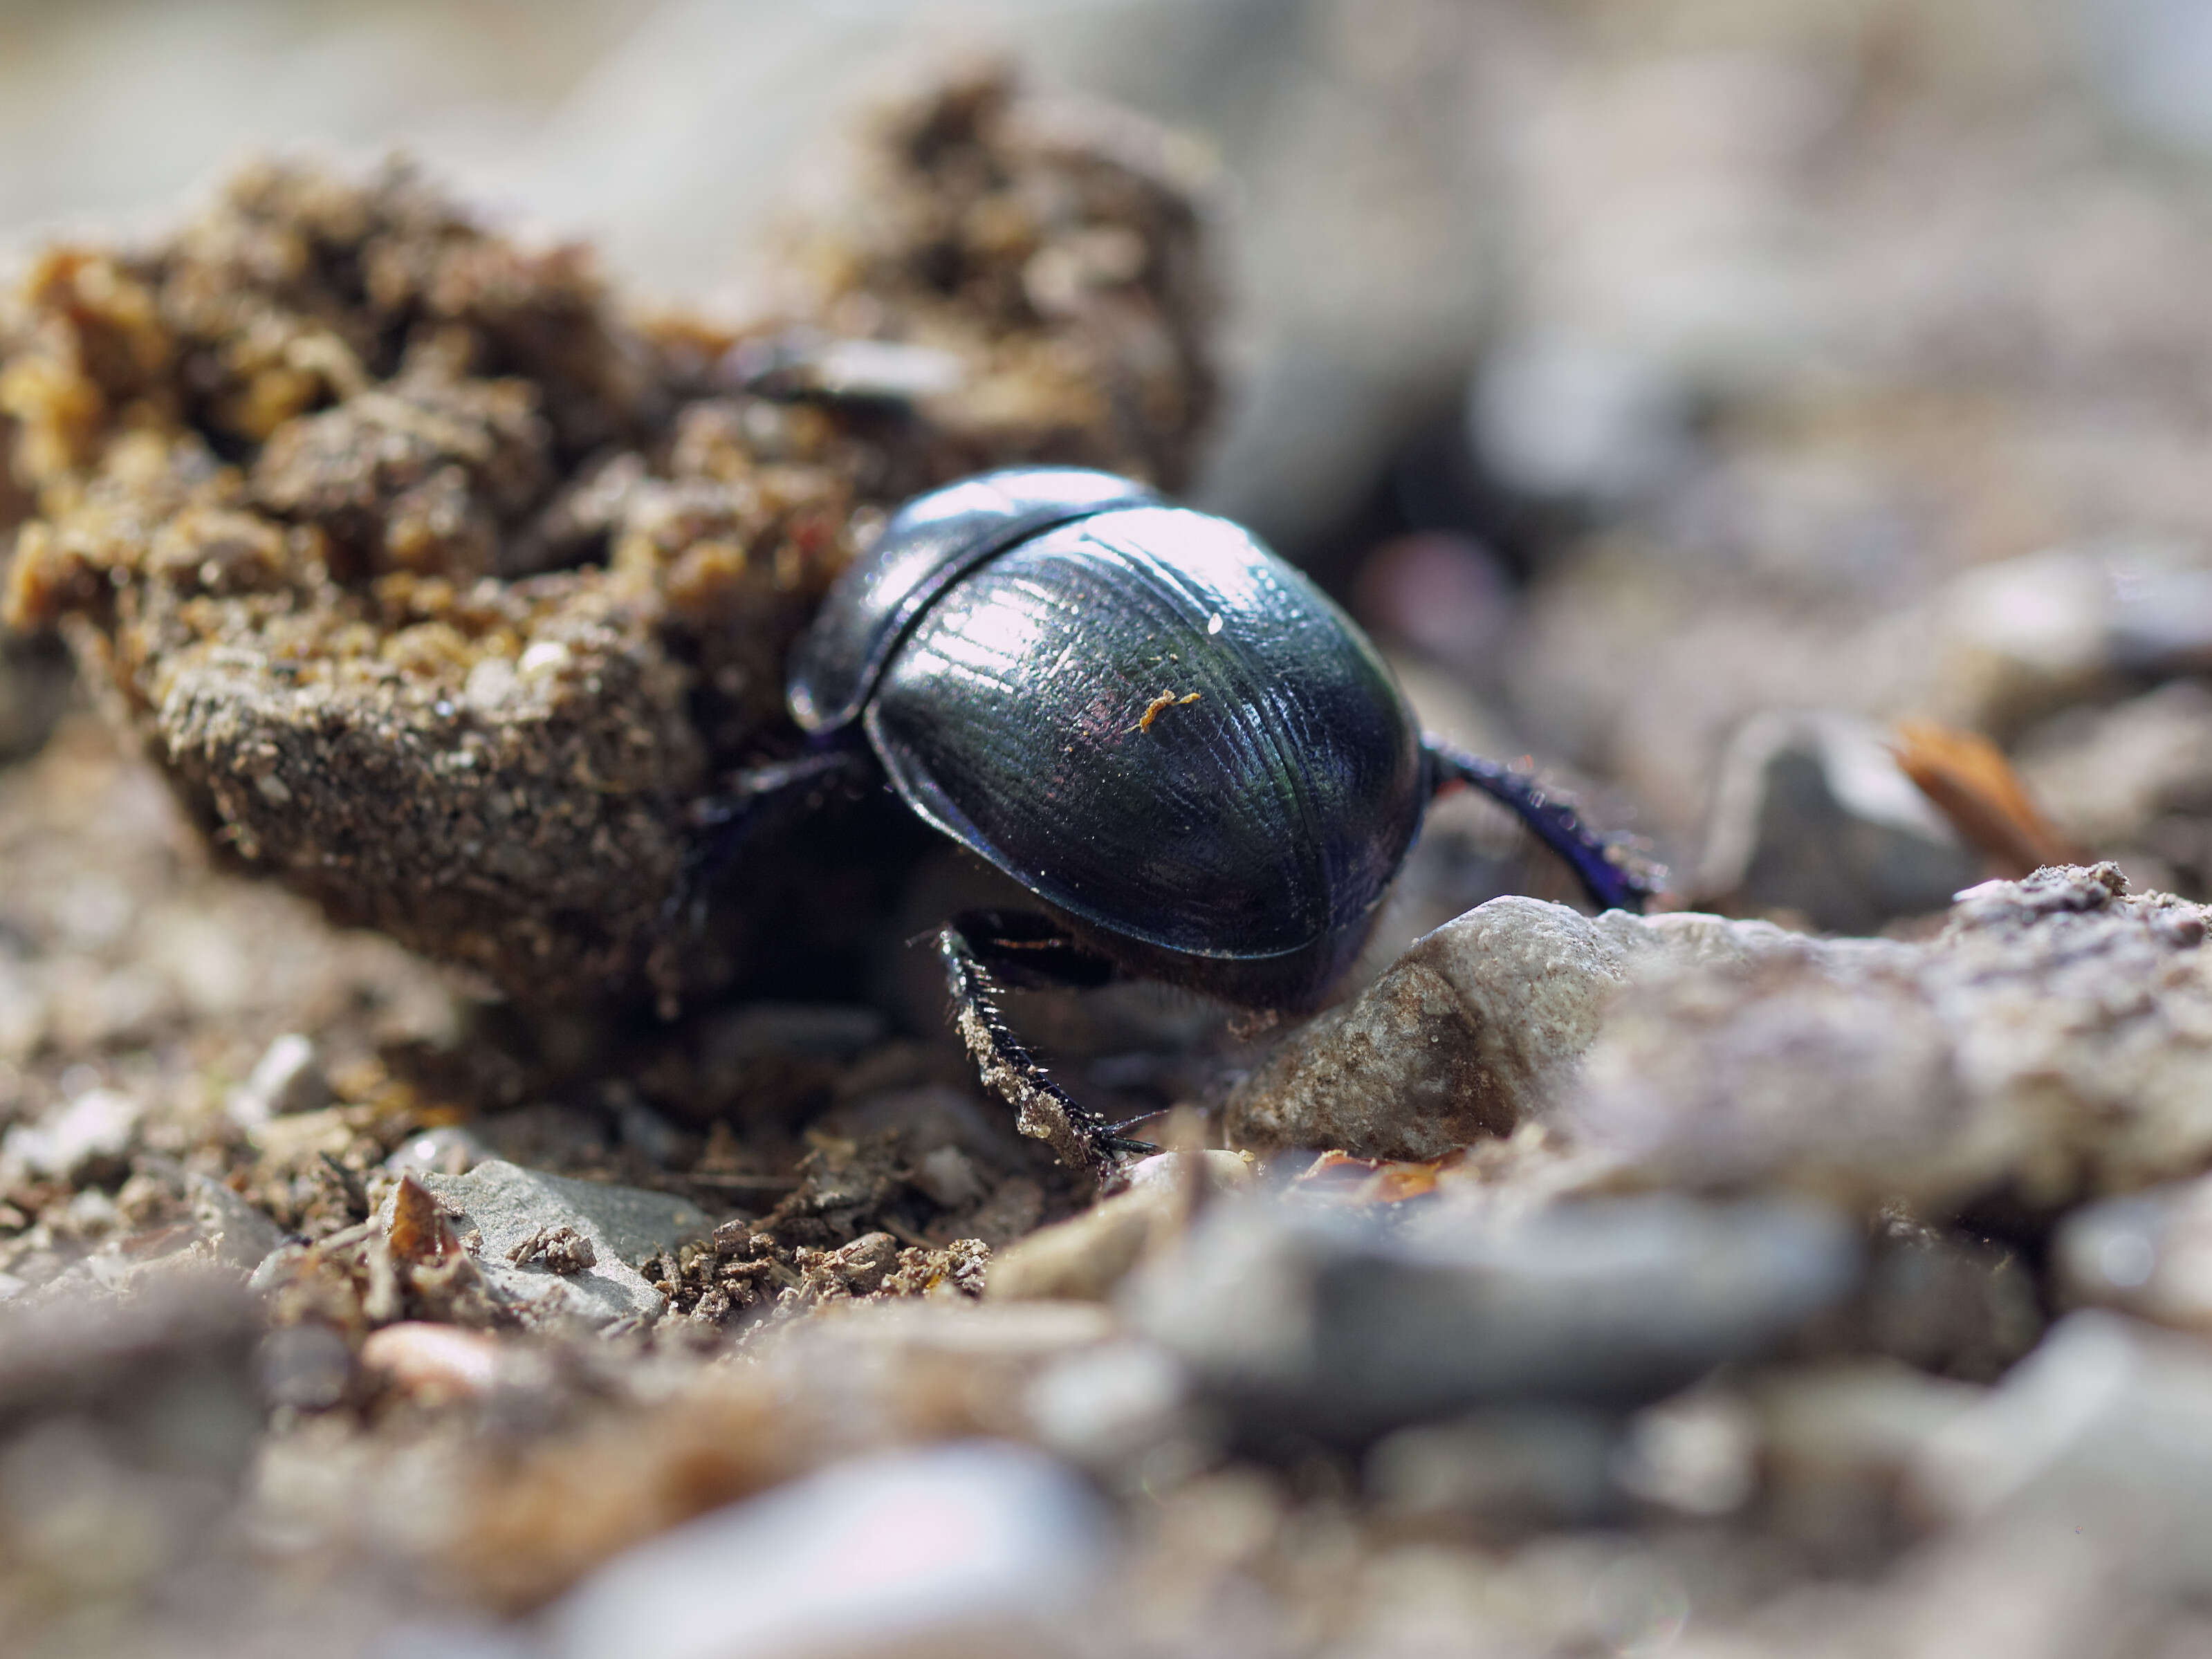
[422,1158,710,1331]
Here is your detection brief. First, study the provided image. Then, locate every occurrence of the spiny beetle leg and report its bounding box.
[665,743,877,930]
[939,923,1156,1183]
[1422,735,1663,914]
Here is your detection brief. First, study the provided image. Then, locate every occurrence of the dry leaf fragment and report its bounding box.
[1892,718,2084,879]
[1289,1149,1462,1206]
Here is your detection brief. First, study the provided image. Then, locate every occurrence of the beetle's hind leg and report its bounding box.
[939,920,1155,1183]
[1423,736,1664,914]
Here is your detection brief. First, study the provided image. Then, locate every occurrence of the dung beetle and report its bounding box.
[702,467,1657,1177]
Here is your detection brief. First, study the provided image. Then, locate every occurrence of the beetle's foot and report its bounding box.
[1096,1119,1162,1158]
[1596,837,1668,910]
[939,924,1141,1183]
[1422,736,1666,914]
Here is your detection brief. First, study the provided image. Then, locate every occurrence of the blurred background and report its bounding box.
[9,10,2212,1655]
[9,0,2212,915]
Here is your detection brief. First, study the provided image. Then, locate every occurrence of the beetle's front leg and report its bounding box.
[939,920,1155,1183]
[1423,736,1663,914]
[665,739,878,929]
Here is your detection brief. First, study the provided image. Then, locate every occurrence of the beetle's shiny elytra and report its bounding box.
[758,465,1654,1175]
[791,468,1430,1002]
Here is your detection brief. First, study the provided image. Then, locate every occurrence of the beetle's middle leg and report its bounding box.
[939,918,1155,1183]
[1423,735,1664,914]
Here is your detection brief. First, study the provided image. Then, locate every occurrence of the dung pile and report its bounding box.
[1,67,1215,1005]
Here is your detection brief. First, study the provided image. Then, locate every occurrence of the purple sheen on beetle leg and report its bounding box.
[1422,736,1661,914]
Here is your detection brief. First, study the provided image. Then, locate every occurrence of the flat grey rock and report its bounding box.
[1129,1191,1861,1442]
[422,1160,710,1331]
[1225,895,1876,1160]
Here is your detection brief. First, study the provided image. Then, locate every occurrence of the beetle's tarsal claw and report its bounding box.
[939,924,1135,1183]
[1097,1111,1166,1156]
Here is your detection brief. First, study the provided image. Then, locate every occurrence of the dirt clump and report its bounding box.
[1,68,1217,1008]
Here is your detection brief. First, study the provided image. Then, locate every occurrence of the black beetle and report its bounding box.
[699,466,1657,1176]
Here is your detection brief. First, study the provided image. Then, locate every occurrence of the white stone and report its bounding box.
[227,1032,326,1128]
[549,1441,1115,1659]
[0,1087,139,1181]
